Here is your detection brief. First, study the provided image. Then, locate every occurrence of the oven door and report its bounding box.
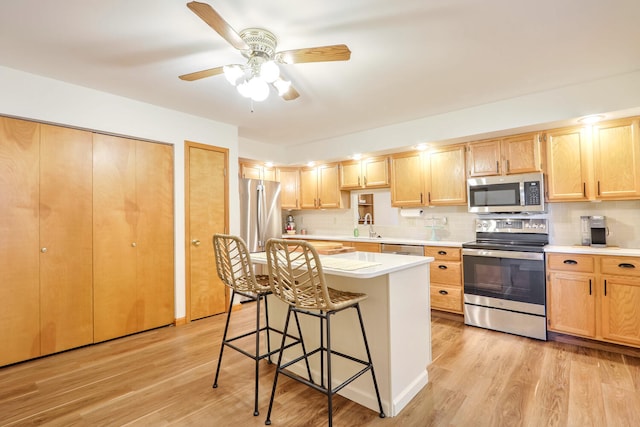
[462,248,545,308]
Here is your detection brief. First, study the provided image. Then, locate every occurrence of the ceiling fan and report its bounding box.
[179,1,351,102]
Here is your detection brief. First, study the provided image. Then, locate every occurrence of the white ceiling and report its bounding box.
[1,0,640,148]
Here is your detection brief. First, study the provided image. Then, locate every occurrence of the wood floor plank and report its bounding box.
[1,305,640,426]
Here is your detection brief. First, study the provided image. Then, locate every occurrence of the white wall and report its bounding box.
[0,66,239,320]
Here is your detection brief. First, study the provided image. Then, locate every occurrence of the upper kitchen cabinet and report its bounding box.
[390,151,425,207]
[425,145,467,205]
[467,132,545,177]
[276,167,300,210]
[239,160,276,181]
[592,117,640,200]
[546,126,592,201]
[300,163,349,209]
[339,156,390,190]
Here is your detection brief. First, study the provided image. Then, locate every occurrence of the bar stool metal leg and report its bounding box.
[213,290,237,389]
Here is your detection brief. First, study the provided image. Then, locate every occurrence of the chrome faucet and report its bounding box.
[363,213,376,238]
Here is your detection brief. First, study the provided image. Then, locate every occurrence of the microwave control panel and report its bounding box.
[524,181,541,205]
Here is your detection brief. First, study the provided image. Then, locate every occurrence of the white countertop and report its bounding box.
[283,234,464,247]
[545,245,640,257]
[251,251,434,279]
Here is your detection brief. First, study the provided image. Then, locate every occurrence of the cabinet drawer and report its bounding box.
[547,254,595,273]
[430,261,461,285]
[601,256,640,277]
[424,246,461,261]
[430,284,462,313]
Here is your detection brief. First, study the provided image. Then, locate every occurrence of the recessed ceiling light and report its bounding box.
[265,161,274,167]
[413,143,428,151]
[307,161,315,167]
[578,114,605,125]
[351,153,362,160]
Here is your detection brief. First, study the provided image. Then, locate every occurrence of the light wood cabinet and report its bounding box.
[545,126,591,201]
[341,241,381,253]
[592,118,640,200]
[93,134,174,343]
[425,145,467,205]
[276,167,300,209]
[467,132,544,177]
[300,163,349,209]
[547,253,640,348]
[390,151,425,207]
[239,160,276,181]
[340,156,390,190]
[425,246,463,314]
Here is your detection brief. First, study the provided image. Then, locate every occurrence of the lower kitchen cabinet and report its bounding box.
[342,241,381,253]
[547,253,640,348]
[425,246,463,314]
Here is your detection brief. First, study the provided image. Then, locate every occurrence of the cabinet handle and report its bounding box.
[41,247,48,253]
[438,265,448,270]
[363,176,367,186]
[428,192,431,203]
[438,289,449,295]
[563,259,578,265]
[132,242,137,247]
[358,176,360,186]
[506,159,510,173]
[597,181,601,196]
[496,161,499,173]
[618,263,636,269]
[589,279,592,296]
[191,239,200,247]
[420,193,423,204]
[582,182,586,197]
[437,250,447,255]
[604,279,607,296]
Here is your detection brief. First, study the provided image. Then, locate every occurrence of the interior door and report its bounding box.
[185,142,228,320]
[40,124,93,354]
[0,117,40,366]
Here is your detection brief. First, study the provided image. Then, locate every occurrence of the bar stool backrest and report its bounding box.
[265,238,337,311]
[213,233,269,293]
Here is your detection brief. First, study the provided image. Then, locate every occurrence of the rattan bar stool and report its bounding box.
[212,234,311,417]
[264,238,385,427]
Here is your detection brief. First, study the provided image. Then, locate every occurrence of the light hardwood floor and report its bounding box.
[1,303,639,426]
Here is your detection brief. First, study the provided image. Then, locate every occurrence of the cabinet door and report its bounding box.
[600,275,640,346]
[340,160,361,189]
[240,162,262,180]
[390,152,424,207]
[136,141,174,331]
[546,127,590,201]
[39,125,94,355]
[93,134,138,342]
[362,156,389,188]
[277,168,300,209]
[547,272,595,337]
[467,139,501,176]
[593,118,640,199]
[502,133,543,174]
[318,163,341,208]
[0,117,40,366]
[426,145,466,205]
[299,167,318,209]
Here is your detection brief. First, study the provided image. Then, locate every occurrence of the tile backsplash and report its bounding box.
[286,190,640,248]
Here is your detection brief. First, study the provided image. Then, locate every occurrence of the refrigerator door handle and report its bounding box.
[256,183,264,249]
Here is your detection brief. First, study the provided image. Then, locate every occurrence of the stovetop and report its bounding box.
[463,218,549,253]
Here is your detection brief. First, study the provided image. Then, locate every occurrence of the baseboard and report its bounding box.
[547,331,640,358]
[430,309,464,322]
[174,317,187,326]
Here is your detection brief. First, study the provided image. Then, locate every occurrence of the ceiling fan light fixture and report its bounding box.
[223,65,243,86]
[260,60,280,83]
[236,80,252,98]
[273,78,292,96]
[247,76,270,102]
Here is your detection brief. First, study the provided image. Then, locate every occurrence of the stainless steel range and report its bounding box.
[462,218,548,340]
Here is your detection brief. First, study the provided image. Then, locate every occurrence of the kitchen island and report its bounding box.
[251,250,434,417]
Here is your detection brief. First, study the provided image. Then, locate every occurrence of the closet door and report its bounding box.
[39,124,93,354]
[0,117,40,366]
[93,134,138,342]
[136,141,174,330]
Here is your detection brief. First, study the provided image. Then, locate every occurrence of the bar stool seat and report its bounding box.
[212,234,310,417]
[264,238,385,426]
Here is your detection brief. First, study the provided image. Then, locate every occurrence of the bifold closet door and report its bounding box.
[0,117,40,366]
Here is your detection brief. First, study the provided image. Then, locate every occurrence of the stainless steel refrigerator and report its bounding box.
[239,178,282,252]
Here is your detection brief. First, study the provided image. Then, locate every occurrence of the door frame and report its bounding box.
[184,141,229,323]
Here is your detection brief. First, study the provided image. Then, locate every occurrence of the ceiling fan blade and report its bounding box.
[187,1,249,51]
[281,85,300,101]
[275,44,351,64]
[179,66,225,81]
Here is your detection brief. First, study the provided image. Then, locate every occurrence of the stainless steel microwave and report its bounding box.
[467,172,545,213]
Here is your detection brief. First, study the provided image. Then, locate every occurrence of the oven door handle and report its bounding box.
[462,248,544,261]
